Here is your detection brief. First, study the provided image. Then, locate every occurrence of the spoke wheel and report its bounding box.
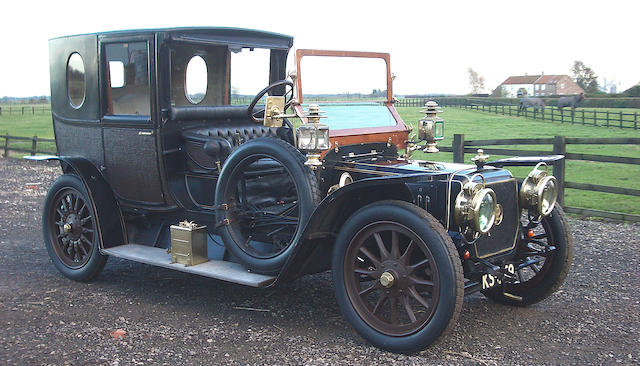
[483,206,573,306]
[43,174,107,282]
[332,201,463,353]
[345,222,440,336]
[48,187,95,269]
[216,137,320,275]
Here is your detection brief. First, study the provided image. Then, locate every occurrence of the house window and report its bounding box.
[560,83,565,88]
[541,84,546,90]
[104,42,150,116]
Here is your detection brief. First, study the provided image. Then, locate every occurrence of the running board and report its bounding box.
[102,244,275,287]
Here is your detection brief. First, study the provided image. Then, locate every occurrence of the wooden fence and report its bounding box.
[394,98,639,129]
[0,105,51,115]
[1,134,56,156]
[441,134,640,222]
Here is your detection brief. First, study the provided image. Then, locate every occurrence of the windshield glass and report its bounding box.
[301,102,396,130]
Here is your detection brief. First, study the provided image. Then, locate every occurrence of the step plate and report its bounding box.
[102,244,275,287]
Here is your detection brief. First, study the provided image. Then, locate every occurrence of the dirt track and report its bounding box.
[0,157,638,365]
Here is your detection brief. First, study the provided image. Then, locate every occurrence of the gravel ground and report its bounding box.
[0,157,638,366]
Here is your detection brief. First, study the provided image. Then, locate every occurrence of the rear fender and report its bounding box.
[47,156,126,249]
[276,175,417,283]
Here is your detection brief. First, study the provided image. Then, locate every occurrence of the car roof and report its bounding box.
[49,27,294,50]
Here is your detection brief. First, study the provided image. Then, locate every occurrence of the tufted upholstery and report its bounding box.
[181,125,281,173]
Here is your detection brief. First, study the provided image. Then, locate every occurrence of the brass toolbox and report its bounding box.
[170,221,208,266]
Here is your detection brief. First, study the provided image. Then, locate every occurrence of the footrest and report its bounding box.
[102,244,275,287]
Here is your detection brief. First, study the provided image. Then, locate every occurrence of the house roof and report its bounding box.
[501,75,541,85]
[534,75,567,84]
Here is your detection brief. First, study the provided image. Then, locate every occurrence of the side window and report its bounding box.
[185,55,208,104]
[104,42,150,116]
[67,52,86,108]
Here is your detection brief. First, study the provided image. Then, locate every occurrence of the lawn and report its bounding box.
[396,107,640,216]
[1,104,639,216]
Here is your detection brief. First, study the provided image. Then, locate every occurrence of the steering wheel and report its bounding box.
[248,80,295,124]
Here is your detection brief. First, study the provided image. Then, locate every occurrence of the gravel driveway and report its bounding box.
[0,157,638,365]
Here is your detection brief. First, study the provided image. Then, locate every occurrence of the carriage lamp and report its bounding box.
[455,174,498,238]
[520,163,558,216]
[418,101,445,153]
[297,104,330,168]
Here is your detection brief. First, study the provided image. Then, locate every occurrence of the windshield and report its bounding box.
[301,102,396,130]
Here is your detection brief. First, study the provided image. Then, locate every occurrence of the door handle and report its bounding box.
[138,131,154,136]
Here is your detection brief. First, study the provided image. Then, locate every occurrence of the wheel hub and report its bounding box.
[379,271,395,288]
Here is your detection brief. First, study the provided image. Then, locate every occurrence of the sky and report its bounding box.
[1,0,638,97]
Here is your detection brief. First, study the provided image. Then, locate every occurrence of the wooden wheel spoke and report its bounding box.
[400,240,415,264]
[408,258,429,274]
[532,233,547,240]
[402,295,417,323]
[372,293,387,314]
[61,195,71,212]
[72,195,80,212]
[77,241,89,256]
[409,276,434,288]
[81,227,94,234]
[359,283,378,297]
[359,247,381,267]
[55,208,64,218]
[77,203,87,216]
[80,216,92,225]
[354,268,376,278]
[408,286,431,309]
[390,231,400,259]
[373,233,389,261]
[389,297,399,325]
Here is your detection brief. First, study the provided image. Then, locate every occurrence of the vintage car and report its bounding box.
[43,27,572,353]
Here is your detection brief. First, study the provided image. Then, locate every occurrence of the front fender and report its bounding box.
[275,174,421,283]
[46,156,126,249]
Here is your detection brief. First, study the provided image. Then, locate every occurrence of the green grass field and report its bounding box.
[396,107,640,216]
[1,104,639,216]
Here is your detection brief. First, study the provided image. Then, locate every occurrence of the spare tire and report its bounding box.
[215,137,321,275]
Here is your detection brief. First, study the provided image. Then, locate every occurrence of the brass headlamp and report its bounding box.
[296,104,330,168]
[520,163,558,216]
[455,174,499,238]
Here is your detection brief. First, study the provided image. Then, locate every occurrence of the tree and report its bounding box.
[467,68,485,94]
[570,61,599,93]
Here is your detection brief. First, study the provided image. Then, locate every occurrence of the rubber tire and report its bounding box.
[483,206,573,306]
[215,137,320,275]
[332,201,464,354]
[42,174,108,282]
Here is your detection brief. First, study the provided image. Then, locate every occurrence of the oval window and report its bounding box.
[67,53,85,108]
[185,56,208,104]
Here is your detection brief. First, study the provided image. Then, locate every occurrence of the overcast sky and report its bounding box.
[1,0,638,97]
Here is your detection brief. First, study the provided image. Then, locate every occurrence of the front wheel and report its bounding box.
[483,206,573,306]
[43,174,107,282]
[332,201,463,353]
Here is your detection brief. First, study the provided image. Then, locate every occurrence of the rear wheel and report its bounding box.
[332,201,463,353]
[43,174,107,281]
[483,206,573,306]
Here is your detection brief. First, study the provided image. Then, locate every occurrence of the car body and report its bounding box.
[43,27,573,353]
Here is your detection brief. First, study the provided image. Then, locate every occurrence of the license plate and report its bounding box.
[481,264,516,290]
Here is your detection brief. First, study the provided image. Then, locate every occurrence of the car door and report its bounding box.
[100,35,166,206]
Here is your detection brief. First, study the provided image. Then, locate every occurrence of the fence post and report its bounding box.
[22,107,25,115]
[606,111,609,127]
[453,134,465,164]
[32,106,35,114]
[31,136,37,156]
[553,136,566,206]
[582,110,585,125]
[635,112,637,130]
[619,111,623,128]
[3,133,9,157]
[551,107,554,122]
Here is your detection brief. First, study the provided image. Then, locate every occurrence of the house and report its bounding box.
[499,74,584,98]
